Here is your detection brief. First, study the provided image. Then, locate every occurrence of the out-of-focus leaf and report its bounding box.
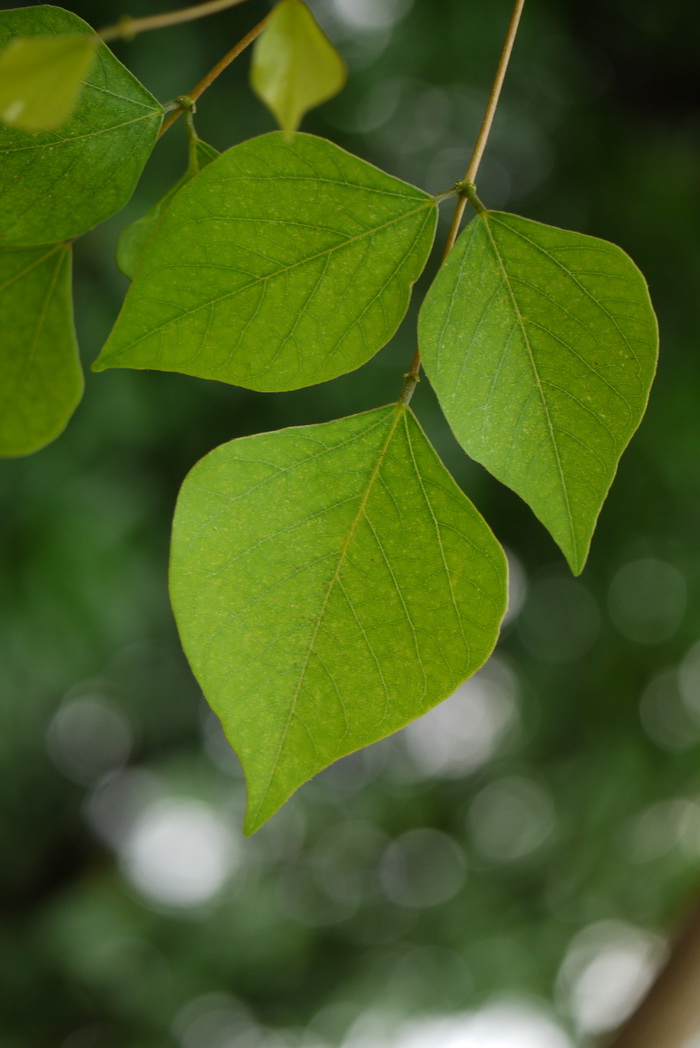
[250,0,346,136]
[0,243,82,456]
[0,33,97,131]
[0,5,163,246]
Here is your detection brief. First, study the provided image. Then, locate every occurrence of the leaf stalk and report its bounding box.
[158,11,272,137]
[399,0,526,399]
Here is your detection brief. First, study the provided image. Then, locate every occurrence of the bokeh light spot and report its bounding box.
[119,797,238,909]
[379,828,466,908]
[518,575,600,663]
[557,920,663,1036]
[400,658,518,779]
[468,776,555,863]
[608,557,686,643]
[46,695,132,786]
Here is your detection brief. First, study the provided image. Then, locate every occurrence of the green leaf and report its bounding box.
[0,33,97,131]
[0,6,163,246]
[250,0,346,137]
[94,132,437,392]
[117,140,220,280]
[170,405,507,833]
[0,243,83,457]
[419,211,658,574]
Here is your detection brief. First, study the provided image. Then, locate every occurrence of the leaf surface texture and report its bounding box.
[95,133,437,391]
[170,406,507,832]
[117,140,220,280]
[419,211,658,573]
[0,5,162,246]
[0,243,82,456]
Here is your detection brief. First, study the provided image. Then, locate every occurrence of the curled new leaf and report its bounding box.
[251,0,346,136]
[419,210,659,574]
[170,405,507,833]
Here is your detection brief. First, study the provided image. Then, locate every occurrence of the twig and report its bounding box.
[400,0,526,402]
[602,896,700,1048]
[99,0,252,43]
[158,12,271,138]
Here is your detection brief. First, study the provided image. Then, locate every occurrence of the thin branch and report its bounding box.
[602,896,700,1048]
[158,12,272,138]
[400,0,526,397]
[442,0,526,260]
[464,0,526,185]
[99,0,252,44]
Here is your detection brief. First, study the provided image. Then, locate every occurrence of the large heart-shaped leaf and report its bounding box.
[170,405,507,832]
[0,5,163,246]
[419,211,658,574]
[94,133,437,391]
[0,243,82,456]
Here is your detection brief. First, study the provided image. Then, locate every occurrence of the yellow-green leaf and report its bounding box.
[0,6,163,247]
[251,0,346,136]
[0,33,97,131]
[170,405,507,833]
[0,243,83,456]
[95,133,437,392]
[116,140,220,280]
[419,211,658,574]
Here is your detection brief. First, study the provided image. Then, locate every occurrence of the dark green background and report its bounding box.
[1,1,699,1045]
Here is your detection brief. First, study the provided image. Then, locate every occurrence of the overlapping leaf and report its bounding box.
[117,140,220,280]
[0,243,82,456]
[0,32,97,131]
[94,132,437,391]
[250,0,346,136]
[419,211,658,574]
[170,405,507,832]
[0,6,163,246]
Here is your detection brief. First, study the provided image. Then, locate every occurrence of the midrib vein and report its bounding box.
[1,247,65,416]
[0,244,62,293]
[480,212,577,559]
[1,111,158,153]
[252,406,404,823]
[103,203,433,361]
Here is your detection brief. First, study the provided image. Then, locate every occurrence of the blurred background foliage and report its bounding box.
[1,0,699,1045]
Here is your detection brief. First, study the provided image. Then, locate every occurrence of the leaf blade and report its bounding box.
[0,5,163,246]
[250,0,346,136]
[170,405,507,832]
[116,140,220,280]
[0,243,83,456]
[419,211,658,573]
[0,33,97,131]
[95,133,438,391]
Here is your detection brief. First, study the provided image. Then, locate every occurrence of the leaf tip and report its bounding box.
[242,792,281,837]
[242,814,260,837]
[90,354,108,373]
[562,540,589,577]
[569,555,587,577]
